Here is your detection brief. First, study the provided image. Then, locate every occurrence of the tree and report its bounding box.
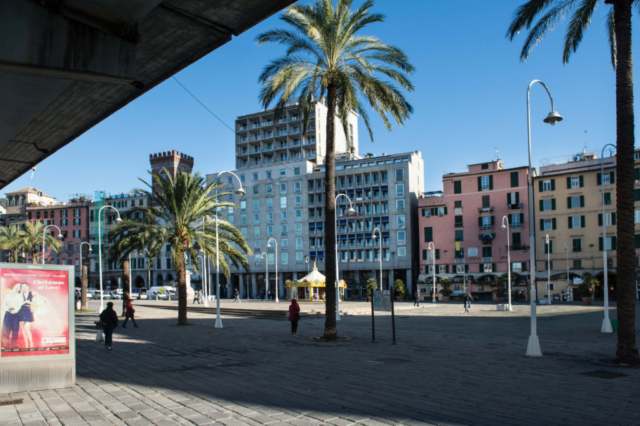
[0,224,25,262]
[121,258,130,317]
[108,170,251,325]
[507,0,640,365]
[257,0,414,339]
[20,221,62,264]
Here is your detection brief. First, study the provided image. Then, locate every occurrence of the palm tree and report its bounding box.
[507,0,640,365]
[0,224,25,262]
[108,170,251,325]
[20,221,62,264]
[257,0,414,339]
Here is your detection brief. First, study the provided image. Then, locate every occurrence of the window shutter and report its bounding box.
[445,265,449,273]
[424,227,433,242]
[489,175,494,190]
[567,197,572,209]
[551,179,555,191]
[431,208,437,216]
[538,181,543,192]
[539,200,544,211]
[515,192,520,204]
[612,236,617,250]
[492,263,496,272]
[477,177,482,191]
[598,214,603,226]
[478,217,482,226]
[520,213,524,223]
[599,237,603,251]
[511,171,519,188]
[566,177,571,189]
[568,217,572,229]
[610,171,615,184]
[540,219,544,231]
[422,250,427,260]
[436,249,440,260]
[444,207,448,215]
[579,175,584,187]
[580,195,585,207]
[491,216,495,225]
[635,168,640,180]
[465,264,469,273]
[636,189,640,201]
[551,199,556,210]
[552,218,556,230]
[507,193,511,205]
[508,214,512,224]
[581,216,585,228]
[597,173,601,185]
[612,213,617,225]
[522,262,527,272]
[636,234,640,249]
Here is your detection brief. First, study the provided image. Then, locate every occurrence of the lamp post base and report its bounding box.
[525,335,542,357]
[204,301,209,307]
[601,318,613,333]
[215,315,223,329]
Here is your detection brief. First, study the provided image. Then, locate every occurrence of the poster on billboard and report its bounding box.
[1,267,70,357]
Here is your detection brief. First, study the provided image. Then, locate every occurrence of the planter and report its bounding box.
[582,296,593,305]
[441,296,450,303]
[367,296,372,302]
[495,297,504,304]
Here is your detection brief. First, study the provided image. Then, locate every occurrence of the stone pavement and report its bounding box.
[2,299,640,426]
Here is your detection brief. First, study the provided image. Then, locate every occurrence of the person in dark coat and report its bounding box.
[99,302,119,350]
[414,289,421,307]
[288,299,301,336]
[464,292,473,314]
[122,299,138,328]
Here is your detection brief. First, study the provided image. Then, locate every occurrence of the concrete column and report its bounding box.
[279,272,285,299]
[239,274,245,298]
[406,269,413,294]
[252,274,258,299]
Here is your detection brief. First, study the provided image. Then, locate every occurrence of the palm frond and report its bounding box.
[606,7,617,69]
[563,0,599,63]
[507,0,558,40]
[518,0,578,62]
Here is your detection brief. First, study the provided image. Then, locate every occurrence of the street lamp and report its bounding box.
[306,256,310,273]
[335,194,355,321]
[373,228,382,298]
[214,171,245,329]
[525,80,562,357]
[564,242,571,302]
[199,218,209,306]
[196,253,206,302]
[79,241,92,309]
[268,238,279,303]
[98,205,122,312]
[501,216,513,311]
[600,143,616,333]
[428,242,436,303]
[261,252,268,300]
[545,234,551,305]
[42,225,63,264]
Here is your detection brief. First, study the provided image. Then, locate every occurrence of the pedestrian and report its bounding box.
[233,288,240,303]
[288,299,301,336]
[122,299,138,328]
[414,288,420,307]
[464,292,473,314]
[193,290,200,304]
[99,302,119,350]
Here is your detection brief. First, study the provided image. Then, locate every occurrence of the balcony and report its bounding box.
[478,207,494,214]
[479,224,493,231]
[509,244,529,251]
[508,203,524,210]
[454,223,464,228]
[455,258,465,263]
[482,257,492,262]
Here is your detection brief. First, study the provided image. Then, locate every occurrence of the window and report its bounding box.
[228,216,235,225]
[510,171,519,188]
[573,259,582,269]
[296,238,303,250]
[483,264,493,272]
[482,195,490,209]
[253,187,259,196]
[253,173,259,181]
[540,199,555,211]
[268,253,274,265]
[266,171,272,179]
[253,200,259,211]
[544,239,553,254]
[281,211,288,222]
[424,227,433,243]
[512,262,522,272]
[294,167,300,176]
[481,176,490,191]
[254,213,260,224]
[281,224,288,234]
[397,215,405,229]
[567,195,584,209]
[482,246,492,260]
[547,283,555,291]
[603,192,612,205]
[572,238,582,252]
[567,176,583,188]
[280,169,286,176]
[455,230,464,242]
[438,265,447,274]
[397,199,405,211]
[512,232,521,246]
[568,216,585,229]
[396,184,404,197]
[599,212,616,226]
[280,183,287,194]
[481,163,489,170]
[636,210,640,224]
[282,239,288,249]
[240,214,247,226]
[295,209,302,221]
[507,192,520,205]
[395,169,404,182]
[266,184,273,195]
[296,223,302,235]
[398,247,406,258]
[280,197,287,209]
[510,214,521,228]
[267,226,273,237]
[294,181,301,193]
[598,171,615,185]
[540,218,556,231]
[454,181,462,194]
[540,179,554,192]
[254,226,261,238]
[295,195,301,207]
[255,240,261,250]
[296,252,303,262]
[397,231,406,245]
[599,236,617,251]
[240,201,247,212]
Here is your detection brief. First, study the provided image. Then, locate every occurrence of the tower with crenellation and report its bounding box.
[149,150,194,193]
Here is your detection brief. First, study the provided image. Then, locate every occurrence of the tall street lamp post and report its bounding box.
[214,172,245,329]
[600,143,616,333]
[428,242,436,302]
[564,242,571,302]
[373,227,382,294]
[501,216,513,311]
[79,241,92,309]
[545,234,551,305]
[261,252,268,300]
[335,194,355,321]
[42,225,63,264]
[525,80,563,357]
[200,218,209,306]
[98,205,122,312]
[268,238,279,302]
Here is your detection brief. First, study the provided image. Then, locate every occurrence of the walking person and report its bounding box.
[99,302,119,350]
[288,299,301,337]
[122,299,138,328]
[233,288,240,303]
[464,292,473,314]
[193,290,200,304]
[414,288,420,307]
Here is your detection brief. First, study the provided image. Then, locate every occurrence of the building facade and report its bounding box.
[418,160,533,301]
[210,150,424,299]
[4,187,56,227]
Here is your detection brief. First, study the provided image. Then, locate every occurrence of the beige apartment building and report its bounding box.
[533,150,640,302]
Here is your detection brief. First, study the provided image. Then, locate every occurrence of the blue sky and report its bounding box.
[3,0,633,200]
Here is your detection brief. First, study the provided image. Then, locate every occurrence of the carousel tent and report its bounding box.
[286,263,347,301]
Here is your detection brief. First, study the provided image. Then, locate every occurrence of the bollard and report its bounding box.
[390,285,396,345]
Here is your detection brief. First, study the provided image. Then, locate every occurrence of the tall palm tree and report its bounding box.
[0,224,25,262]
[507,0,640,365]
[20,221,62,264]
[257,0,414,339]
[108,170,251,325]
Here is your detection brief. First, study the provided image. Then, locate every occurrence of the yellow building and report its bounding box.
[533,150,639,302]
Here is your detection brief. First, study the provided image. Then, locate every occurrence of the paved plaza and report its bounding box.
[1,299,640,426]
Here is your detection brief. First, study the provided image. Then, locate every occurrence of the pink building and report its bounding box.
[418,160,532,301]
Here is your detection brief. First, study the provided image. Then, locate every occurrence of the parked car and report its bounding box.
[131,288,148,300]
[109,291,121,300]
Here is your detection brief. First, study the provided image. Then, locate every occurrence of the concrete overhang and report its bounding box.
[0,0,295,189]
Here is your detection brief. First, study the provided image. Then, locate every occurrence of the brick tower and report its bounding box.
[149,151,194,193]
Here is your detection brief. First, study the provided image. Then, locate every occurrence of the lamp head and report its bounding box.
[543,111,563,126]
[235,187,246,196]
[115,217,123,223]
[56,233,63,239]
[347,207,356,214]
[89,247,93,253]
[500,224,506,231]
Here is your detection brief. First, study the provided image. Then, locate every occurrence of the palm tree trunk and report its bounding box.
[613,0,640,365]
[81,265,88,310]
[324,83,338,340]
[122,258,130,316]
[177,250,188,325]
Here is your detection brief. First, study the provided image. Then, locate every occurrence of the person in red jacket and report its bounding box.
[288,299,301,336]
[122,298,138,328]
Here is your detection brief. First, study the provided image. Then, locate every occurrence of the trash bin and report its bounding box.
[611,319,618,333]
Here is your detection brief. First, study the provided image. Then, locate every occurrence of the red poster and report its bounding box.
[1,268,69,357]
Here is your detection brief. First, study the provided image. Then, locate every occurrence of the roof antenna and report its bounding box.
[494,147,500,161]
[584,130,588,152]
[30,166,36,179]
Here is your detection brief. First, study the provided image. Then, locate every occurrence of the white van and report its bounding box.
[149,286,174,300]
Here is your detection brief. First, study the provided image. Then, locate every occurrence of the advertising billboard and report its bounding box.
[1,267,70,357]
